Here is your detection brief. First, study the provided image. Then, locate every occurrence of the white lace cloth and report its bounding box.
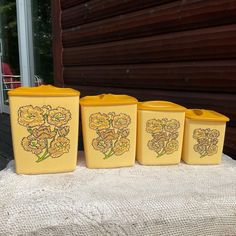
[0,152,236,236]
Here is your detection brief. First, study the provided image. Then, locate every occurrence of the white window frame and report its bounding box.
[16,0,35,87]
[0,0,35,113]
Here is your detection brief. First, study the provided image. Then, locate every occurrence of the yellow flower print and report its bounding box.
[112,113,131,130]
[47,107,71,127]
[89,112,131,159]
[169,132,179,140]
[32,126,56,139]
[148,139,165,153]
[146,119,162,134]
[18,104,72,162]
[152,131,168,141]
[146,118,180,157]
[21,135,46,155]
[118,128,130,138]
[211,139,218,145]
[193,128,206,139]
[193,128,220,157]
[48,137,70,158]
[207,144,218,156]
[58,126,70,136]
[194,144,208,156]
[97,129,118,141]
[113,138,130,156]
[165,140,179,155]
[208,129,220,139]
[18,105,44,127]
[164,119,180,133]
[92,137,112,154]
[89,113,110,130]
[197,138,209,145]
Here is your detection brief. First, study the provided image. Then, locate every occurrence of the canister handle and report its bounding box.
[192,109,203,116]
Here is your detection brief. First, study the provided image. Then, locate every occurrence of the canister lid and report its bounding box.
[138,101,186,112]
[186,109,229,122]
[8,85,80,97]
[80,94,138,106]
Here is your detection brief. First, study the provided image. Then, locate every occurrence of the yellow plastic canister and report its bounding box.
[80,94,138,168]
[137,101,186,165]
[8,85,80,174]
[182,109,229,165]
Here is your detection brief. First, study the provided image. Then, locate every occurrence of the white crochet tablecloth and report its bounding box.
[0,152,236,236]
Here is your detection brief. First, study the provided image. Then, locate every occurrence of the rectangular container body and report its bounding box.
[81,104,137,168]
[9,96,79,174]
[182,119,226,165]
[137,110,185,165]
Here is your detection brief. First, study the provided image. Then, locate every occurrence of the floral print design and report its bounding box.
[90,112,131,159]
[18,105,45,127]
[89,113,110,130]
[193,128,220,158]
[113,138,130,156]
[21,135,47,155]
[146,118,180,158]
[18,105,71,162]
[47,107,71,127]
[48,137,70,158]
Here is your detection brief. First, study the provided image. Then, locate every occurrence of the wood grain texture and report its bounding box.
[52,0,64,86]
[61,0,175,29]
[60,0,88,10]
[63,24,236,65]
[63,61,236,92]
[53,0,236,157]
[63,0,236,47]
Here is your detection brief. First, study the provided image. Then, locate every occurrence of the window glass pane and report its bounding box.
[0,0,21,107]
[32,0,53,85]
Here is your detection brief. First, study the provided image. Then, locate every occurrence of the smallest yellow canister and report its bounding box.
[80,94,138,168]
[137,101,186,165]
[182,109,229,165]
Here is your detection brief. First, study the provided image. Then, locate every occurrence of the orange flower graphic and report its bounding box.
[193,128,220,158]
[18,105,71,162]
[90,112,131,159]
[146,118,180,158]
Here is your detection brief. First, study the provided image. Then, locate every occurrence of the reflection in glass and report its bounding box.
[0,0,20,105]
[0,0,53,109]
[32,0,53,85]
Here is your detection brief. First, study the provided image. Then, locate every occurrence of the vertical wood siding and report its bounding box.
[52,0,236,158]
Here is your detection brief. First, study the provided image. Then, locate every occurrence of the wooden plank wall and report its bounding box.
[52,0,236,158]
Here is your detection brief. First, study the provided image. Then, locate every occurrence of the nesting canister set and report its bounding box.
[8,85,229,174]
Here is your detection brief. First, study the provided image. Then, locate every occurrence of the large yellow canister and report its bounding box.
[182,109,229,165]
[137,101,186,165]
[8,85,80,174]
[80,94,138,168]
